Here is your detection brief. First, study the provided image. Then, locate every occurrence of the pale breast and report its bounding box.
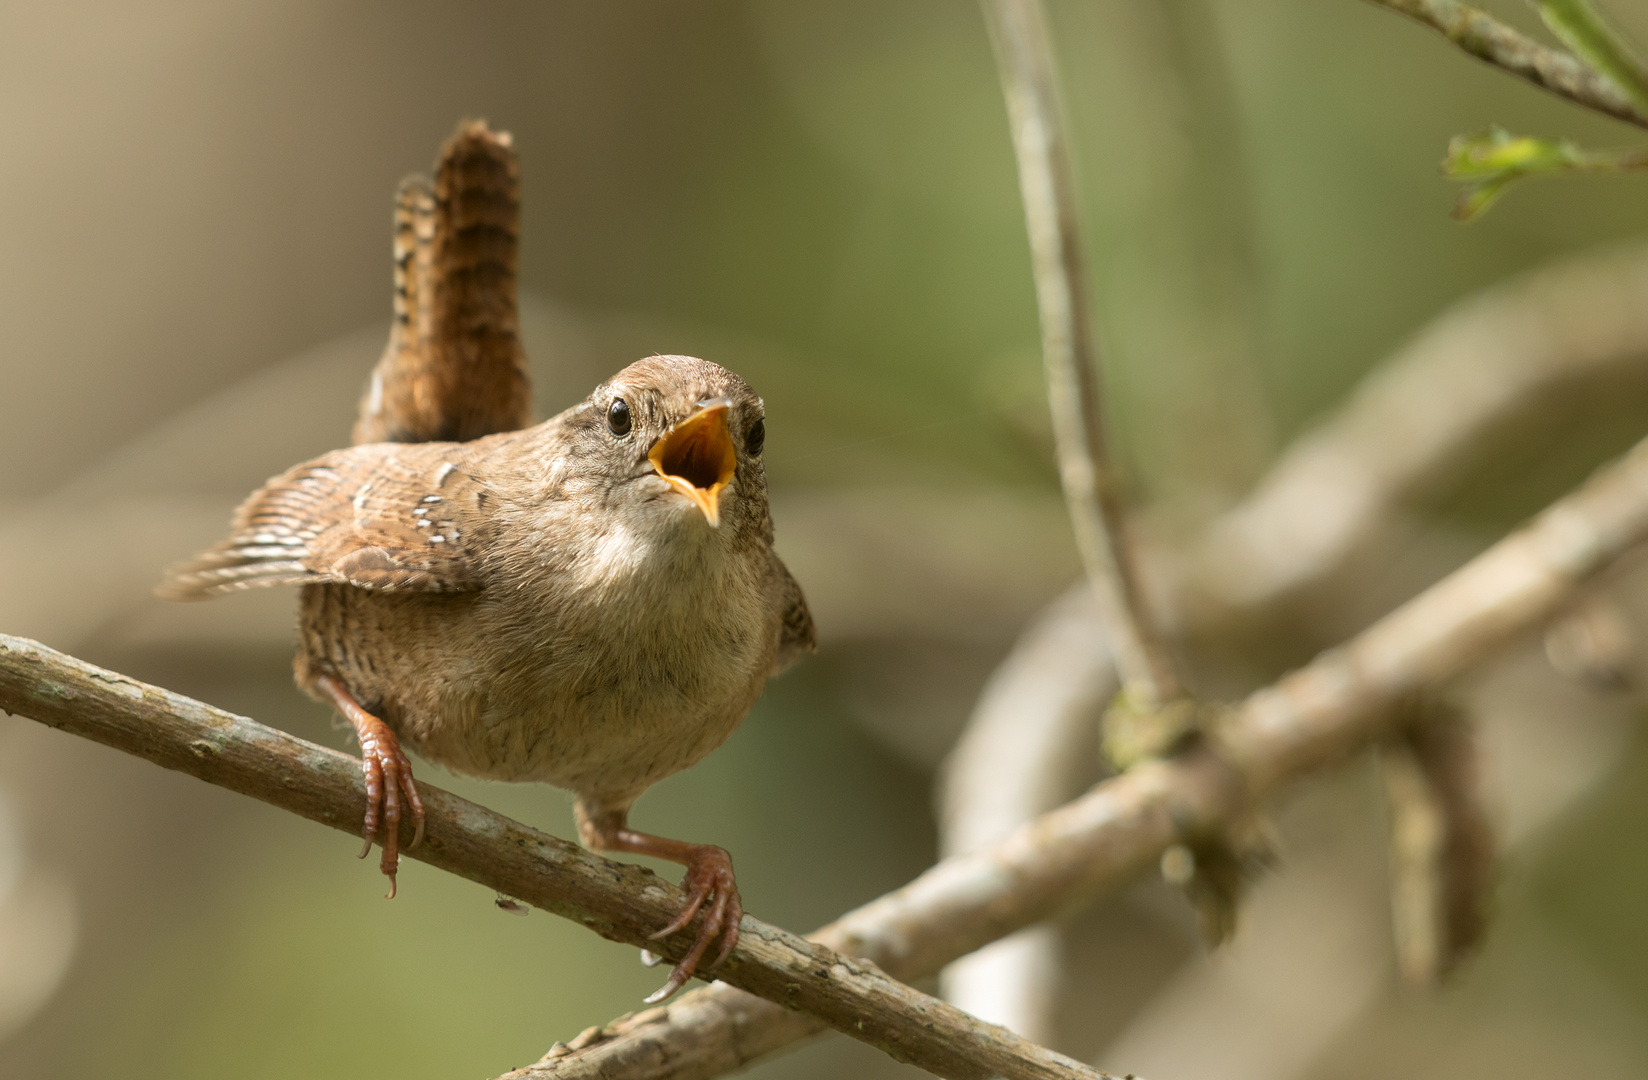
[344,518,783,803]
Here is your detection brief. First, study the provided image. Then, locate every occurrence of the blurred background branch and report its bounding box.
[950,124,1648,1055]
[1380,701,1493,986]
[937,585,1111,1047]
[1185,240,1648,617]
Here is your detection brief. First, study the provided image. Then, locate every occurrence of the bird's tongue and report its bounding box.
[648,400,736,527]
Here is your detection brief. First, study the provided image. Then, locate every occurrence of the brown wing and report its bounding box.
[159,443,496,599]
[770,552,816,674]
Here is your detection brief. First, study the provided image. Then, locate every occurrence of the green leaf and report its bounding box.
[1536,0,1648,117]
[1444,126,1583,178]
[1442,125,1648,220]
[1452,175,1515,221]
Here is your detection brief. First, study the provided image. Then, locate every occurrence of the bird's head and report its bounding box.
[562,355,772,549]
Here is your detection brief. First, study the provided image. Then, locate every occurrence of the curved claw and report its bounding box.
[644,967,693,1005]
[358,746,384,858]
[644,850,741,1003]
[708,889,744,972]
[408,798,426,850]
[314,676,424,898]
[379,750,402,897]
[355,717,424,899]
[648,877,712,941]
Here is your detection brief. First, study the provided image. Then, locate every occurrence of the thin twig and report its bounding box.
[0,636,1104,1080]
[1362,0,1648,129]
[522,426,1648,1079]
[983,0,1182,707]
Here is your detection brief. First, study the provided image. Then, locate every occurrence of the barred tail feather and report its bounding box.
[352,119,530,447]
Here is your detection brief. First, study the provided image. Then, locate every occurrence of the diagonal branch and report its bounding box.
[521,427,1648,1079]
[0,635,1103,1080]
[984,0,1182,707]
[1362,0,1648,129]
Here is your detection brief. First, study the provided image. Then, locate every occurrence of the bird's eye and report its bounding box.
[747,418,765,456]
[607,398,632,437]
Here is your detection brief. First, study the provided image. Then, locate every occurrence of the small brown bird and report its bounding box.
[158,122,814,1001]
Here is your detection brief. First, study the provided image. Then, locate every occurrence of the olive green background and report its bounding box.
[1,2,1646,1078]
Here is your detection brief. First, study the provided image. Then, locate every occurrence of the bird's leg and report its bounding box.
[314,674,425,898]
[577,806,742,1003]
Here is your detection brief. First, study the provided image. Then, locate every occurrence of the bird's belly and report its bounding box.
[398,617,771,800]
[316,528,784,801]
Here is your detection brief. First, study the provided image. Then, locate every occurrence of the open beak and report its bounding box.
[648,398,737,527]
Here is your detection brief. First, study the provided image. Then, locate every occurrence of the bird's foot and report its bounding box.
[572,806,743,1003]
[314,674,426,899]
[353,713,425,899]
[644,845,741,1004]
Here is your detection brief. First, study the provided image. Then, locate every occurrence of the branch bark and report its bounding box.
[984,0,1182,707]
[0,636,1104,1080]
[522,427,1648,1079]
[1362,0,1648,129]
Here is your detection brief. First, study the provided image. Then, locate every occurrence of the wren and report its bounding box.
[159,121,813,1002]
